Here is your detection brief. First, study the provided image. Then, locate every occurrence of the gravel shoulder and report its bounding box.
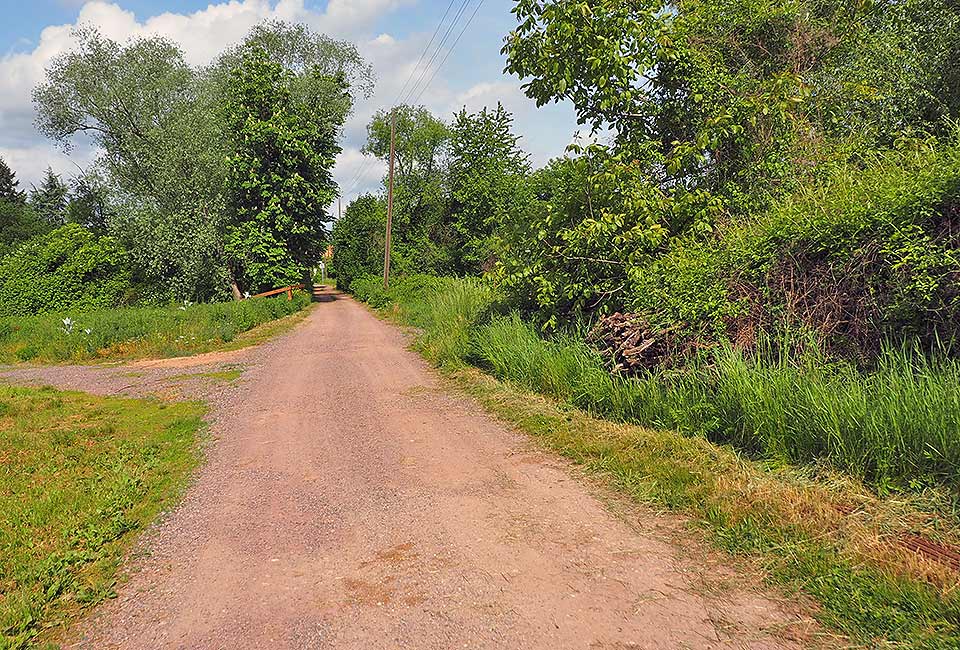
[1,290,811,649]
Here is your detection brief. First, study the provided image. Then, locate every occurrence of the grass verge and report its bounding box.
[0,292,312,364]
[350,273,960,648]
[0,386,205,648]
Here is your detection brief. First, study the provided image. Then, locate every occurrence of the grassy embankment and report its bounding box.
[351,273,960,649]
[0,291,312,364]
[0,386,205,649]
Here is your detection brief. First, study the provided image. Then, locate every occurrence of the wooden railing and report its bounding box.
[249,284,305,301]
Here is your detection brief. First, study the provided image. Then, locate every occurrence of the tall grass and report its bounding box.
[472,316,960,491]
[0,291,311,363]
[351,274,498,367]
[353,275,960,492]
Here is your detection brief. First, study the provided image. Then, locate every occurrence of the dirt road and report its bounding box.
[4,291,808,649]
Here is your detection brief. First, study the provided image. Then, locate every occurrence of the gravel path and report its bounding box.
[2,291,810,649]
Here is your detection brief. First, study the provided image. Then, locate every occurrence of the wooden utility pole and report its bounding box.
[338,196,342,220]
[383,109,396,290]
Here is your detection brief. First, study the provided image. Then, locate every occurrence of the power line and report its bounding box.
[338,0,467,204]
[338,0,486,206]
[409,0,486,107]
[390,0,459,109]
[399,0,474,107]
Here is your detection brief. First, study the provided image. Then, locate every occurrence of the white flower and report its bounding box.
[61,318,74,335]
[83,329,91,335]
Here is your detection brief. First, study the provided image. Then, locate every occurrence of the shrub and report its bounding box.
[628,140,960,359]
[0,224,131,317]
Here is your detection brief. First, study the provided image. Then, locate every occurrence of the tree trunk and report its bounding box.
[227,269,243,301]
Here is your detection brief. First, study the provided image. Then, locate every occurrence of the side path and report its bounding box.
[6,291,811,649]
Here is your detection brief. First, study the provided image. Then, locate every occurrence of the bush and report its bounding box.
[628,140,960,358]
[0,224,131,317]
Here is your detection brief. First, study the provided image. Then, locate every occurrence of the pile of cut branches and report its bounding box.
[586,312,682,372]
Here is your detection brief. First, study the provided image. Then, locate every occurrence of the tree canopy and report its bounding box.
[32,21,372,301]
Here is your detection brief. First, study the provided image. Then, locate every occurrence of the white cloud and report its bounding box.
[332,146,386,208]
[0,142,96,190]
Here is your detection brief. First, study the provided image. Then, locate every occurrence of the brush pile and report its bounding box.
[586,312,681,373]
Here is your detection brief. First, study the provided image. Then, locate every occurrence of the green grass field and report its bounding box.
[0,386,205,648]
[0,292,311,364]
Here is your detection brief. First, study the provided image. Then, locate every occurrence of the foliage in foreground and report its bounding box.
[0,386,204,648]
[354,273,960,647]
[497,0,960,325]
[0,291,310,363]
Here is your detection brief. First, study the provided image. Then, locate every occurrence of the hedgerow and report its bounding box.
[0,224,131,317]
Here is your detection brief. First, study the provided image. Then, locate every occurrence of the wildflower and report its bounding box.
[61,317,73,335]
[83,328,91,335]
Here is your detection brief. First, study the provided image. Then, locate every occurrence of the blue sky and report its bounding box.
[0,0,579,203]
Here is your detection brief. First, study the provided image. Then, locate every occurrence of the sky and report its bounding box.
[0,0,580,208]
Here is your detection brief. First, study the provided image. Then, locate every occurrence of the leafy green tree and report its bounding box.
[448,104,530,274]
[29,167,69,227]
[330,193,386,290]
[500,0,960,322]
[363,105,452,273]
[33,27,228,301]
[0,157,48,255]
[0,223,131,316]
[0,201,49,257]
[66,173,109,234]
[223,46,343,293]
[33,22,371,301]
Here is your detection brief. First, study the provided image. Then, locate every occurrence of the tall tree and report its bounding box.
[363,105,453,273]
[330,193,386,290]
[448,104,530,274]
[33,22,372,301]
[66,173,109,234]
[29,167,69,227]
[223,46,343,293]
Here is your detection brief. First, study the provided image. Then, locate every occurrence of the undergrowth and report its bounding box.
[0,291,311,363]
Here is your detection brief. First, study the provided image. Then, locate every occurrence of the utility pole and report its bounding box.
[383,109,396,290]
[338,196,342,220]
